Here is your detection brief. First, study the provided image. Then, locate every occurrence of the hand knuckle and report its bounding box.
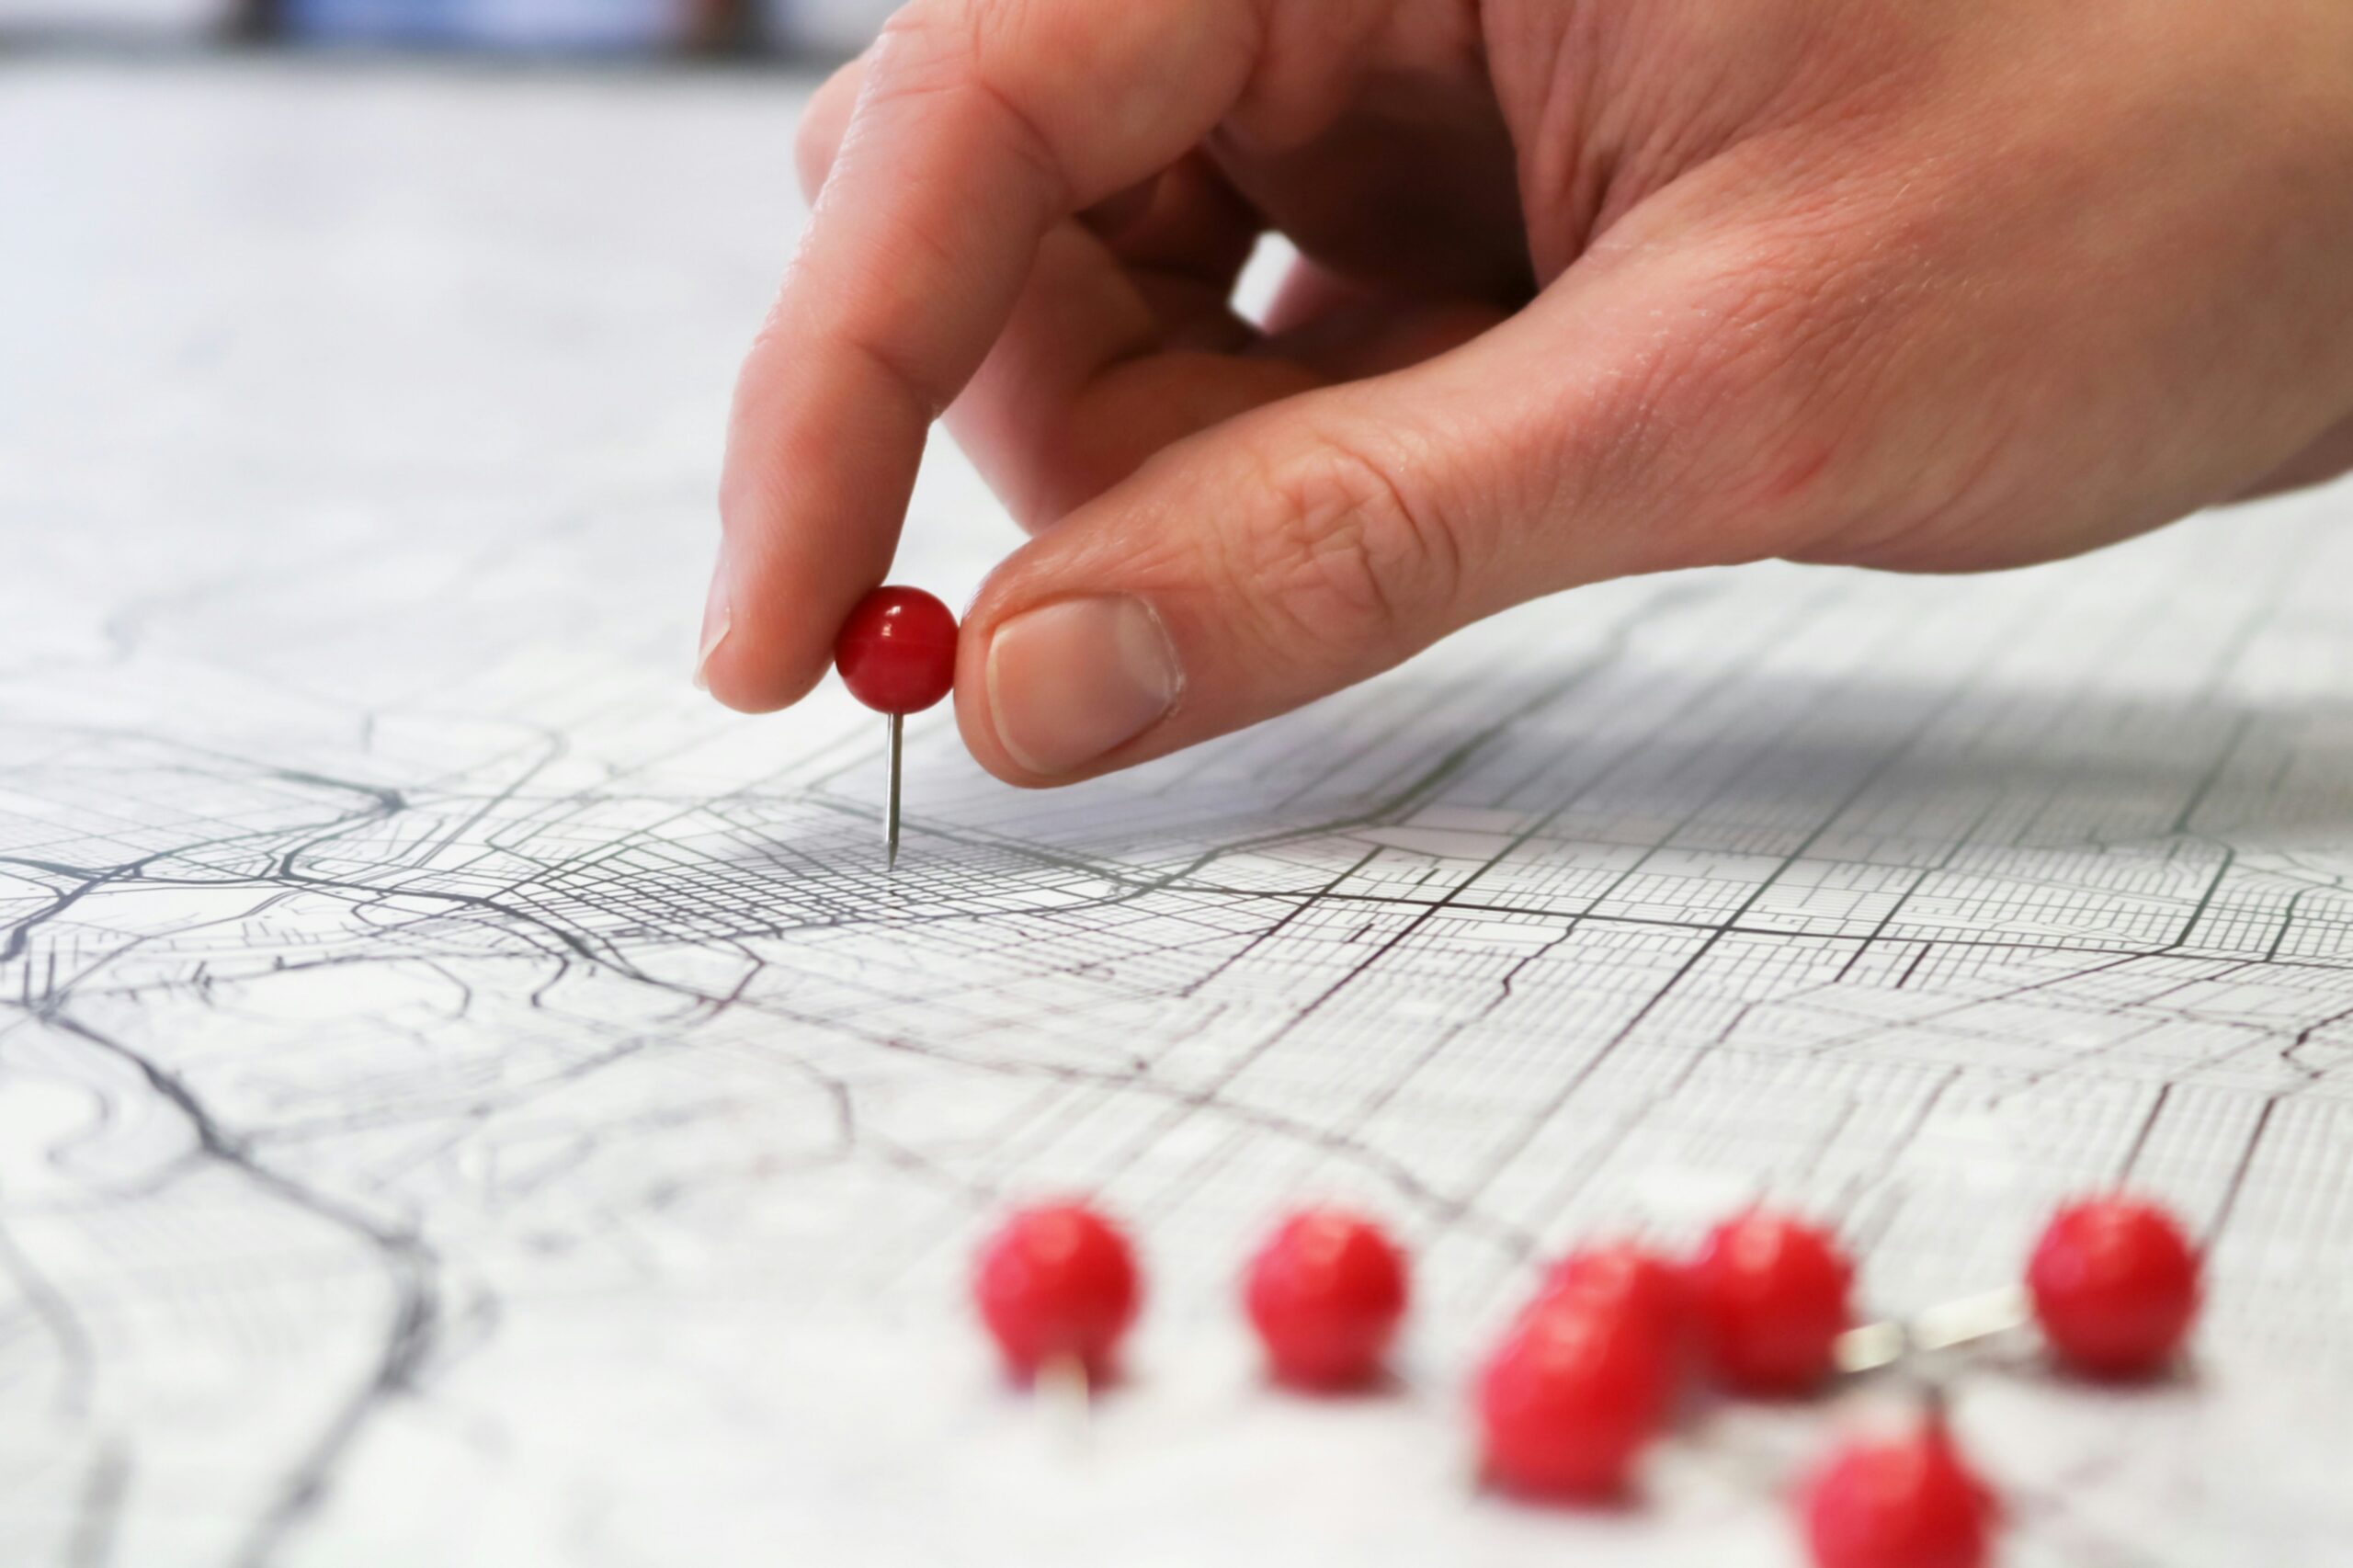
[1599,233,1888,563]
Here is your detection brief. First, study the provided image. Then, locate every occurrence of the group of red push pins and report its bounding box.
[833,597,2206,1558]
[971,1192,2202,1567]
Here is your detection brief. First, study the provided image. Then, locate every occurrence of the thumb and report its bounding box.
[954,236,1831,785]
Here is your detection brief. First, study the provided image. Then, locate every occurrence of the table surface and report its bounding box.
[6,56,2353,1568]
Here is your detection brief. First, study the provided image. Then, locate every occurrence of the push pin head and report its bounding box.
[1688,1210,1855,1395]
[1475,1287,1675,1502]
[1801,1399,1996,1568]
[1243,1208,1410,1391]
[972,1201,1141,1386]
[835,586,960,716]
[833,586,959,869]
[2026,1195,2200,1379]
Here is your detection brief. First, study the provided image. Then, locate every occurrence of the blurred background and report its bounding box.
[0,0,893,60]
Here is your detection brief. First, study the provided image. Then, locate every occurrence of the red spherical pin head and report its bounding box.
[972,1202,1141,1382]
[834,585,959,715]
[1539,1243,1691,1346]
[1244,1209,1409,1390]
[1802,1415,1996,1568]
[1477,1295,1675,1502]
[2027,1196,2200,1379]
[1689,1210,1855,1395]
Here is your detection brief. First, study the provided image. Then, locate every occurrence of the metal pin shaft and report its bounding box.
[884,712,904,871]
[1037,1352,1093,1457]
[1833,1285,2030,1375]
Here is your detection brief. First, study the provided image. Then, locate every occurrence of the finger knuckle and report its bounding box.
[1234,434,1463,658]
[865,1,1065,199]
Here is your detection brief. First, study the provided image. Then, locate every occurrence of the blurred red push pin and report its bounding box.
[1476,1290,1675,1501]
[1244,1208,1410,1390]
[833,586,959,870]
[1688,1210,1855,1395]
[2027,1195,2200,1379]
[1802,1402,1996,1568]
[972,1201,1142,1387]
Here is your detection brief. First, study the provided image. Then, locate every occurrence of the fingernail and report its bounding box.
[986,596,1180,777]
[693,552,733,691]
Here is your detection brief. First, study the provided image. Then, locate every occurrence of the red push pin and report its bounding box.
[1244,1208,1409,1390]
[1538,1242,1690,1348]
[2027,1195,2200,1379]
[1802,1402,1997,1568]
[1477,1291,1675,1501]
[833,585,959,870]
[1689,1210,1855,1395]
[972,1201,1142,1389]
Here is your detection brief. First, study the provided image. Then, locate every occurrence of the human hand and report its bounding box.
[702,0,2353,783]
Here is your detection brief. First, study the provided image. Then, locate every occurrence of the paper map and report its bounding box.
[3,61,2349,1567]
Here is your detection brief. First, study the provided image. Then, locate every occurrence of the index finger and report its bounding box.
[702,0,1263,710]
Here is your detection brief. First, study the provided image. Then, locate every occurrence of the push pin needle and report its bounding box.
[972,1202,1141,1449]
[1834,1287,2030,1375]
[833,586,960,870]
[883,714,903,869]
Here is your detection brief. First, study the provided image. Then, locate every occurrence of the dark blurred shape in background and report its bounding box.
[0,0,892,58]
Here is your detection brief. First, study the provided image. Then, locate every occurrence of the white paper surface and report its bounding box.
[4,60,2351,1568]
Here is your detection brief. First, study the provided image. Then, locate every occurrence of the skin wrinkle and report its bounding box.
[1218,424,1460,661]
[1504,0,1891,265]
[1549,4,2353,574]
[1703,171,1958,547]
[859,29,1072,216]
